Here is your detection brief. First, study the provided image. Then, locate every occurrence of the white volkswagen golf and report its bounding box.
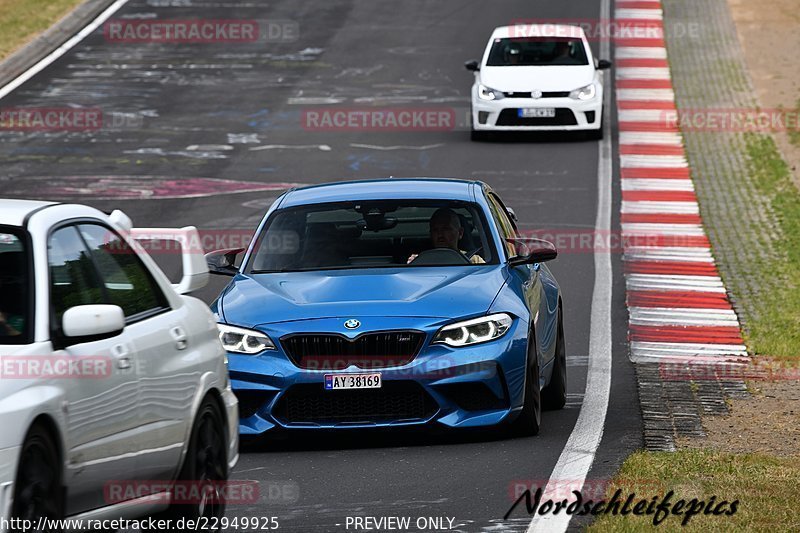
[0,200,238,530]
[466,24,611,140]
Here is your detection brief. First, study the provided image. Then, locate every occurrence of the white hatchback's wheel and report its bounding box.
[11,425,63,532]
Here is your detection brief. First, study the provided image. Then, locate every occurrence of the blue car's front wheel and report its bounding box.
[542,311,567,410]
[511,336,542,437]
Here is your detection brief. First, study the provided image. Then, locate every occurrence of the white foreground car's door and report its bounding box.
[76,223,195,483]
[47,225,141,515]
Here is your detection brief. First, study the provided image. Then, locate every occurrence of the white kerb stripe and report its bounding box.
[622,223,706,236]
[619,109,672,122]
[615,47,668,59]
[621,154,688,168]
[624,247,715,262]
[620,131,683,145]
[626,274,727,292]
[629,307,741,326]
[631,342,749,359]
[624,247,714,262]
[616,67,672,80]
[621,201,699,214]
[621,179,695,191]
[617,88,675,101]
[616,8,664,19]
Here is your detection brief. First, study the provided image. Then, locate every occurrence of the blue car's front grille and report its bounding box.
[273,381,437,425]
[281,331,425,370]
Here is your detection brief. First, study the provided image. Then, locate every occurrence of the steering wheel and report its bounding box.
[409,248,470,266]
[465,246,484,261]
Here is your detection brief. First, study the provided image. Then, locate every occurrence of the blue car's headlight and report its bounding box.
[432,313,513,347]
[217,323,276,354]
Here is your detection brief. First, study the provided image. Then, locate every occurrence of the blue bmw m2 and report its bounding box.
[208,178,565,438]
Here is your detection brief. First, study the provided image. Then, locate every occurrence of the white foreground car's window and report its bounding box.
[0,227,31,344]
[77,224,170,322]
[48,226,106,329]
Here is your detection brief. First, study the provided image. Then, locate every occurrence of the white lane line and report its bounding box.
[629,307,741,326]
[528,0,613,531]
[616,8,664,19]
[622,223,706,236]
[615,47,668,59]
[624,247,715,262]
[350,143,445,150]
[286,97,345,105]
[622,201,699,214]
[616,67,671,80]
[619,131,683,145]
[621,179,695,191]
[621,154,688,167]
[249,144,332,151]
[617,88,675,101]
[0,0,131,101]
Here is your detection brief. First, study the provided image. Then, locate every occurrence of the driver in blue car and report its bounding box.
[407,208,486,264]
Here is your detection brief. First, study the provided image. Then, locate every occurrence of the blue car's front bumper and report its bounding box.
[227,316,531,435]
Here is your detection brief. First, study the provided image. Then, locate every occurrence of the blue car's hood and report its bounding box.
[220,266,509,326]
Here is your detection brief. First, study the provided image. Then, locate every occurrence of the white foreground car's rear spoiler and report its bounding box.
[108,212,209,295]
[127,226,210,294]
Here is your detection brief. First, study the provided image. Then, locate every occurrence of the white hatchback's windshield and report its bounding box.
[0,227,30,344]
[487,37,589,66]
[247,201,498,273]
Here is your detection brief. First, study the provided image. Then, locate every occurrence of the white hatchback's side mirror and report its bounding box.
[62,304,125,338]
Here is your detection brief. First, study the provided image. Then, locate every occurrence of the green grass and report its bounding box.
[741,133,800,359]
[587,450,800,532]
[0,0,84,60]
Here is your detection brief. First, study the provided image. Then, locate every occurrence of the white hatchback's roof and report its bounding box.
[491,24,586,40]
[0,199,57,227]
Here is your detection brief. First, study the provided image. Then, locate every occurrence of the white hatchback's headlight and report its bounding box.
[217,323,276,354]
[478,84,504,101]
[433,313,513,347]
[569,83,597,100]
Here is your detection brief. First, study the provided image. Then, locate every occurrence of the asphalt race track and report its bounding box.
[0,0,641,531]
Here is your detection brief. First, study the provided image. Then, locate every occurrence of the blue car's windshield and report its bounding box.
[0,226,31,345]
[247,200,499,273]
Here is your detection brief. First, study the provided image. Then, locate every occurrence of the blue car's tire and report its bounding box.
[511,336,542,437]
[542,312,567,410]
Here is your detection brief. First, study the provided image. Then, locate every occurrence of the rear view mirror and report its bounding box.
[464,60,480,72]
[62,304,124,343]
[205,248,245,276]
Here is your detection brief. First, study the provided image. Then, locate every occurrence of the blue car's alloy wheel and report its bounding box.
[511,335,542,437]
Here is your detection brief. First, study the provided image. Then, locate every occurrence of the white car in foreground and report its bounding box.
[0,200,238,530]
[466,24,611,140]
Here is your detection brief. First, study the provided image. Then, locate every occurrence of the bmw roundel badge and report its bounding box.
[344,319,360,329]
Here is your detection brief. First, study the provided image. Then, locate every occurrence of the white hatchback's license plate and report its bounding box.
[519,108,556,118]
[324,373,382,390]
